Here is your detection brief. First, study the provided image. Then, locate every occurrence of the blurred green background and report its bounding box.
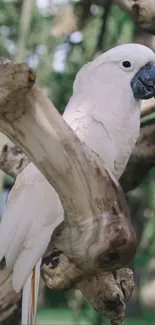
[1,0,155,324]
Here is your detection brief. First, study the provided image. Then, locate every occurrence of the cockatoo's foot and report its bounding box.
[41,248,82,290]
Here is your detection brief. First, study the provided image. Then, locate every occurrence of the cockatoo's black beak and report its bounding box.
[131,62,155,99]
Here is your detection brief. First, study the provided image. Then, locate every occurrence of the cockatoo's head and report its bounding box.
[74,43,155,110]
[0,143,29,179]
[95,44,155,100]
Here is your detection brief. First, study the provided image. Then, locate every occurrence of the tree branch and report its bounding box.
[113,0,155,34]
[0,53,154,325]
[120,117,155,192]
[141,98,155,118]
[77,268,134,325]
[74,0,155,34]
[0,59,136,278]
[0,266,21,325]
[2,59,155,325]
[0,58,137,325]
[0,111,154,324]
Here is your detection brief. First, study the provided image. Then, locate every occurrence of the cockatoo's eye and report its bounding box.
[119,60,133,72]
[122,61,131,68]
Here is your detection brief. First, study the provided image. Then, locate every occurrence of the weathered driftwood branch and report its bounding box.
[141,98,155,118]
[75,0,155,34]
[0,264,21,325]
[42,247,135,324]
[0,259,134,325]
[113,0,155,34]
[1,111,155,324]
[2,110,155,324]
[120,117,155,192]
[77,268,134,324]
[0,58,136,324]
[0,58,136,273]
[0,59,155,325]
[0,138,137,325]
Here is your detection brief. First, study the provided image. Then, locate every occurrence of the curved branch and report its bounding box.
[113,0,155,34]
[0,58,137,325]
[75,0,155,34]
[120,117,155,192]
[0,59,136,280]
[77,268,134,324]
[0,267,21,324]
[141,98,155,118]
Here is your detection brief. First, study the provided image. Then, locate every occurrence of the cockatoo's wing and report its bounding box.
[0,174,32,263]
[0,145,63,325]
[12,223,57,293]
[0,162,63,292]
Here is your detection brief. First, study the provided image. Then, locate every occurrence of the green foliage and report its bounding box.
[0,0,134,112]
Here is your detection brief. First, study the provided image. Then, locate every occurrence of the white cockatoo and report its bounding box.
[0,43,155,325]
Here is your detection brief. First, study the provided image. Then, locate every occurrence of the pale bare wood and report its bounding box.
[114,0,155,33]
[141,98,155,118]
[74,0,155,34]
[0,60,136,279]
[0,268,21,323]
[77,268,134,324]
[0,58,137,324]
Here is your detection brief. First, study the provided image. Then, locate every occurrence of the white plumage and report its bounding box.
[64,44,155,178]
[0,43,155,324]
[0,162,63,291]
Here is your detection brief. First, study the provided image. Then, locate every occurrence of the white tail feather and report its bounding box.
[22,259,42,325]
